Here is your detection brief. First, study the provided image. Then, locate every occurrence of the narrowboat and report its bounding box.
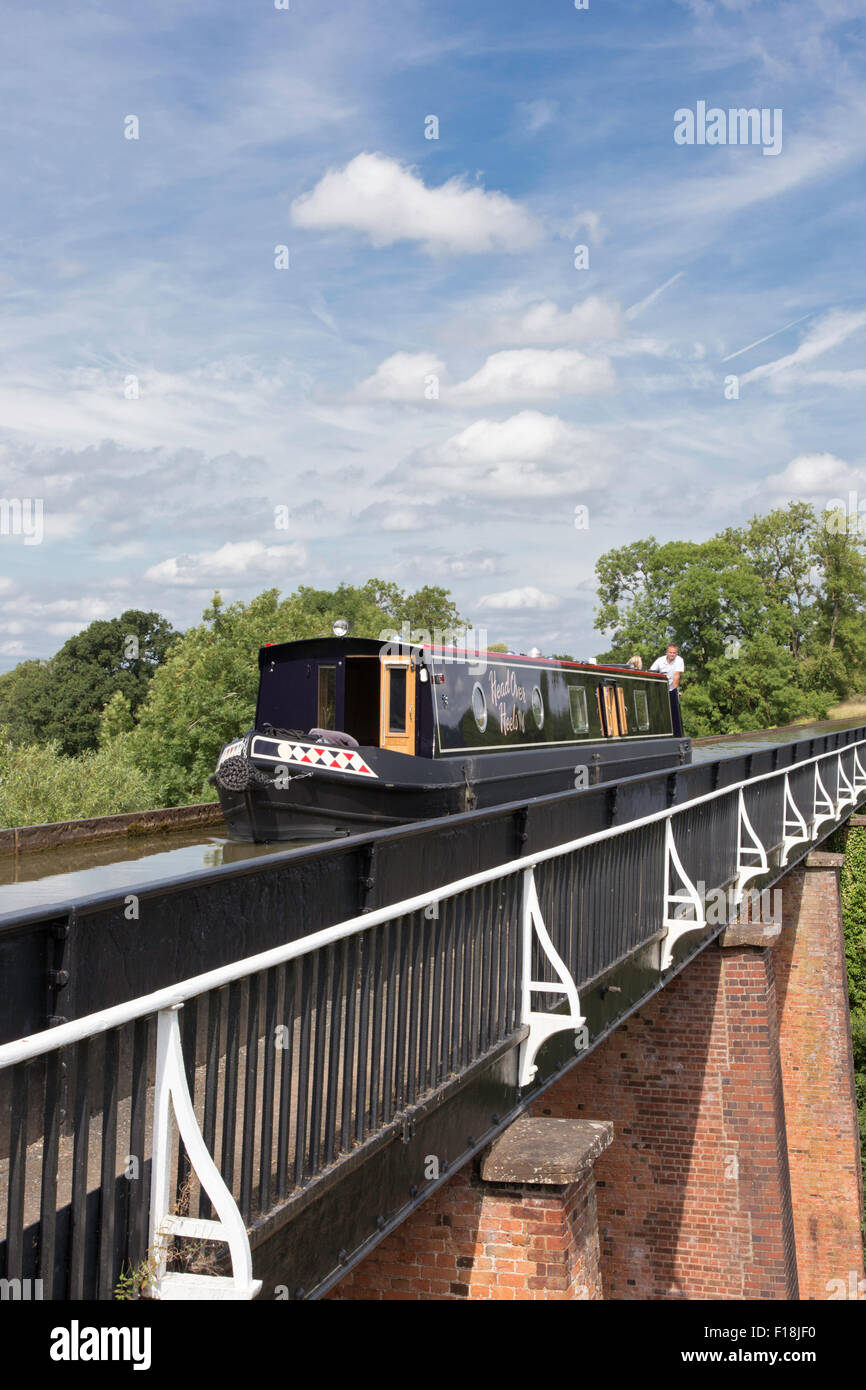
[211,634,690,842]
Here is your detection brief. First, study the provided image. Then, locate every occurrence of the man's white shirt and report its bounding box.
[650,655,684,689]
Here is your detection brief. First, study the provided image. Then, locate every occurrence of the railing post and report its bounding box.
[518,866,585,1088]
[148,1005,262,1301]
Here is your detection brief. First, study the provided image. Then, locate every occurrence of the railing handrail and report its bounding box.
[1,736,862,1072]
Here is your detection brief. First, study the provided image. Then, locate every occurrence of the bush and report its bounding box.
[840,826,866,1202]
[0,729,159,828]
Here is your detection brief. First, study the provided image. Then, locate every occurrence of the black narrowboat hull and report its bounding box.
[216,735,690,842]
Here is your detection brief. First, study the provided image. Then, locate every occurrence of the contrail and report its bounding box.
[722,313,812,362]
[625,272,684,321]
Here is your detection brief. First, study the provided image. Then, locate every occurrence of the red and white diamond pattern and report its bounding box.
[250,737,378,778]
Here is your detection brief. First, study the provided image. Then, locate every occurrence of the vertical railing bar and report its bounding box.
[127,1017,150,1272]
[220,981,241,1195]
[440,901,455,1083]
[495,880,509,1041]
[97,1029,119,1299]
[472,882,485,1059]
[308,947,330,1177]
[340,936,357,1154]
[381,922,397,1126]
[461,890,473,1070]
[356,931,375,1144]
[38,1050,62,1298]
[5,1063,28,1285]
[450,896,465,1075]
[68,1038,91,1300]
[175,998,198,1200]
[324,941,344,1166]
[405,912,422,1106]
[199,991,221,1220]
[427,909,443,1093]
[259,966,278,1213]
[239,974,260,1222]
[481,880,495,1053]
[275,962,296,1201]
[394,916,411,1113]
[411,917,428,1100]
[293,955,313,1187]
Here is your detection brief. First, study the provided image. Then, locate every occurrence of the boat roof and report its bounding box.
[259,636,667,679]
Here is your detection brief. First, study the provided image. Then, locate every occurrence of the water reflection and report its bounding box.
[0,831,306,918]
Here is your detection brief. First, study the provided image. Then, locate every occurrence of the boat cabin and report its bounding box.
[255,637,674,756]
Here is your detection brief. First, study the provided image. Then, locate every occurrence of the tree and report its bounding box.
[0,660,54,745]
[41,611,179,755]
[98,690,135,746]
[810,512,866,675]
[593,501,862,735]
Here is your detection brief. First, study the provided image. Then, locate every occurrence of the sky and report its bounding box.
[1,0,865,668]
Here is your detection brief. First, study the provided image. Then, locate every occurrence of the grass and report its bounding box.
[829,698,866,720]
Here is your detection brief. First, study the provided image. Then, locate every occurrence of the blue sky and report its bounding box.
[1,0,865,667]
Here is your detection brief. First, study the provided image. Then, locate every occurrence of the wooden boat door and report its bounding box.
[380,656,416,755]
[597,681,628,736]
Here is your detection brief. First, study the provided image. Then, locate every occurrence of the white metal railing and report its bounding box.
[1,735,863,1299]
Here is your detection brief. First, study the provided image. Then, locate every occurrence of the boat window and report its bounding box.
[615,686,628,734]
[388,666,407,733]
[317,665,336,729]
[531,686,544,730]
[472,682,488,733]
[569,685,589,734]
[633,689,650,731]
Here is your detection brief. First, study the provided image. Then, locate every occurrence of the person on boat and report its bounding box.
[626,654,643,669]
[650,643,684,737]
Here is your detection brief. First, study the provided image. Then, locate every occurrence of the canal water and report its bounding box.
[0,829,307,920]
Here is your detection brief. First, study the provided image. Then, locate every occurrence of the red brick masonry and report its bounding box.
[328,1119,612,1301]
[773,853,865,1300]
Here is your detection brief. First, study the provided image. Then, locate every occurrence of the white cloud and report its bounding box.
[450,348,615,404]
[291,152,543,254]
[353,351,445,402]
[145,540,308,587]
[764,452,863,498]
[409,410,613,498]
[476,585,561,611]
[489,296,626,345]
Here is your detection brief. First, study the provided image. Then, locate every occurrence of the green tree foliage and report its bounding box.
[0,611,179,756]
[98,690,135,746]
[0,728,155,828]
[0,660,54,745]
[595,502,866,735]
[131,580,468,806]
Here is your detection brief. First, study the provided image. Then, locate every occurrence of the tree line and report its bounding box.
[1,501,865,826]
[595,501,866,735]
